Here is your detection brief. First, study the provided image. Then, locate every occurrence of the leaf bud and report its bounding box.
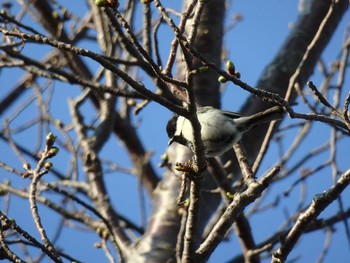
[218,76,227,83]
[46,132,57,148]
[225,60,235,75]
[44,162,53,170]
[46,147,59,158]
[23,162,31,171]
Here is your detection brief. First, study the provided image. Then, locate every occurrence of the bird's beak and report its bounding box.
[168,137,175,146]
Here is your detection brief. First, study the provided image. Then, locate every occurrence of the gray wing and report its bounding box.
[222,110,242,119]
[197,106,242,119]
[196,106,217,114]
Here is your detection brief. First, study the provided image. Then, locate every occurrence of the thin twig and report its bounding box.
[0,227,25,262]
[0,27,187,116]
[272,169,350,263]
[0,211,61,262]
[196,166,280,261]
[29,147,62,262]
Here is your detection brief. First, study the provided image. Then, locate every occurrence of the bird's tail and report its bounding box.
[235,106,285,131]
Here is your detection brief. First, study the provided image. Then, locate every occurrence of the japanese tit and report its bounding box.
[166,106,285,157]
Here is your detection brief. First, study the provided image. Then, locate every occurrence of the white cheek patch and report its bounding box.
[175,116,186,137]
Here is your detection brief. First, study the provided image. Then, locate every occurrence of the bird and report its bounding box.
[166,106,285,157]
